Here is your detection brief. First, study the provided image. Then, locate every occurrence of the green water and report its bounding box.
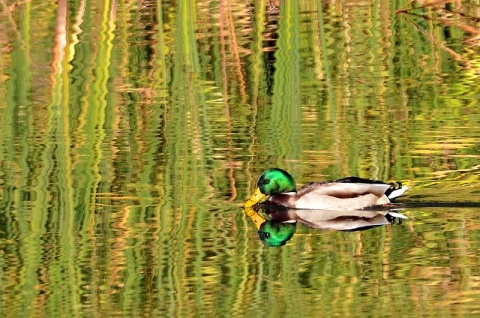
[1,1,480,316]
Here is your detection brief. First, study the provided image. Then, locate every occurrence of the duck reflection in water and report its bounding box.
[244,205,407,247]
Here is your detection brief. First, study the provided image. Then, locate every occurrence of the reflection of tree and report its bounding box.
[398,1,480,38]
[398,1,480,64]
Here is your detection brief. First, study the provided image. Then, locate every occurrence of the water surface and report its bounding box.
[1,1,480,317]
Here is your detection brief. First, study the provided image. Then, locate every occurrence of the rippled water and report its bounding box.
[1,1,480,317]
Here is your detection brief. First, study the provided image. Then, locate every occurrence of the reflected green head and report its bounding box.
[257,168,296,195]
[258,221,297,247]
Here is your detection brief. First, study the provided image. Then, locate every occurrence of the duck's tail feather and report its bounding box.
[387,211,408,219]
[386,183,409,201]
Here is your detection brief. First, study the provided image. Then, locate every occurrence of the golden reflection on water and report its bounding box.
[0,0,480,317]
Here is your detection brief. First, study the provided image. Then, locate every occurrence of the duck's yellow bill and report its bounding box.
[243,206,266,230]
[244,187,267,209]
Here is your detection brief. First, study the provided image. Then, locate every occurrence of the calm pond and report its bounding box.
[1,1,480,317]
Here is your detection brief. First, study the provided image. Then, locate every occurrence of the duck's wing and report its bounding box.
[335,177,409,201]
[299,181,391,197]
[269,181,392,210]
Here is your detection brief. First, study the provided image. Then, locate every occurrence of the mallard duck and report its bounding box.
[244,168,409,210]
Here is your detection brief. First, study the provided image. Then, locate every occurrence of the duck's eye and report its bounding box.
[260,178,270,185]
[264,232,270,238]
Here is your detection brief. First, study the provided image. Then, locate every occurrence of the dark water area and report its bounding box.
[1,1,480,317]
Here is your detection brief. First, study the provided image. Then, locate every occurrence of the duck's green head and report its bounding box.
[257,168,297,195]
[244,168,297,208]
[258,221,297,247]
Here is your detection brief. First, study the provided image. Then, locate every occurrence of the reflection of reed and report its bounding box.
[1,0,480,316]
[218,0,247,97]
